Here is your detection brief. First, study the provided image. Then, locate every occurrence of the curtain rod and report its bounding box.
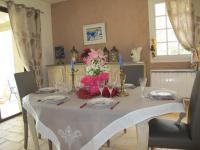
[0,0,44,14]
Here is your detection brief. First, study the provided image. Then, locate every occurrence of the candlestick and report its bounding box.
[68,61,78,94]
[118,54,123,69]
[70,60,74,70]
[118,69,129,97]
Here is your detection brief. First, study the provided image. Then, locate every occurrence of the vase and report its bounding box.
[81,73,109,97]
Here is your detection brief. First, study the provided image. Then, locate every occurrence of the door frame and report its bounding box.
[0,6,22,123]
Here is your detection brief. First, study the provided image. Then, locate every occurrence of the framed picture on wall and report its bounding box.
[83,23,106,45]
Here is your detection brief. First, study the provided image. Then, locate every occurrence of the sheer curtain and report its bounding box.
[165,0,200,68]
[7,1,43,87]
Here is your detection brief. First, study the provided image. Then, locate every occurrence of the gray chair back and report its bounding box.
[188,71,200,143]
[123,65,144,86]
[14,71,38,101]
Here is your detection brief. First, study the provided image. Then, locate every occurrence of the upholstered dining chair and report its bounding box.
[14,71,38,149]
[15,71,53,150]
[148,71,200,149]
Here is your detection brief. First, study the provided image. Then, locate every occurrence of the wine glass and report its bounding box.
[108,83,113,97]
[53,81,59,93]
[76,76,82,90]
[114,75,120,88]
[97,81,105,96]
[139,77,147,98]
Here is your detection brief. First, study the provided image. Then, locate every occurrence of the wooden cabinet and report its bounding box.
[47,65,65,86]
[47,63,145,87]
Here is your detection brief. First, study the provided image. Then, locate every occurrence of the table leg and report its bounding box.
[27,113,40,150]
[136,120,149,150]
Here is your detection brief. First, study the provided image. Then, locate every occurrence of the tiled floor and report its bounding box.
[0,115,181,150]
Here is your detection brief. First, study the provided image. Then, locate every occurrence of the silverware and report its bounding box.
[57,101,65,106]
[80,103,87,109]
[110,101,120,110]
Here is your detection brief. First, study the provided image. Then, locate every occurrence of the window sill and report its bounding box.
[151,55,192,63]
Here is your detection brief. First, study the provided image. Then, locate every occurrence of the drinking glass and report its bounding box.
[108,83,113,96]
[55,81,63,93]
[98,81,105,96]
[76,76,82,90]
[139,77,147,98]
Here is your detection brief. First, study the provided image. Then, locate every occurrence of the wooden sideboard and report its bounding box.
[47,63,145,87]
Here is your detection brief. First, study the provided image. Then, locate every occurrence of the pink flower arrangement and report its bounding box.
[78,49,109,98]
[83,49,106,66]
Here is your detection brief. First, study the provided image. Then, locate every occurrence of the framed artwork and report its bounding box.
[83,23,106,45]
[54,46,65,59]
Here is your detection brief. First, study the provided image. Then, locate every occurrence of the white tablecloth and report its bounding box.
[23,88,184,150]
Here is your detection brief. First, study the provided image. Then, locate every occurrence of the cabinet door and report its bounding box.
[66,65,86,88]
[108,64,120,85]
[47,66,65,86]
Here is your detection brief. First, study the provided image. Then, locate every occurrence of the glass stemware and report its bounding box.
[98,81,105,96]
[139,77,147,98]
[108,83,113,96]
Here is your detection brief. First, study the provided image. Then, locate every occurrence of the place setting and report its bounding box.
[35,81,71,106]
[37,95,70,105]
[80,97,120,110]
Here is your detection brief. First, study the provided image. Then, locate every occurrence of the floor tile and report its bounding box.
[0,141,23,150]
[4,132,24,142]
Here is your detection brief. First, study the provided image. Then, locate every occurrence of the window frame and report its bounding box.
[148,0,191,63]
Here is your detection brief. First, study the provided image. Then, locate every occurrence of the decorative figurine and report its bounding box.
[130,47,143,63]
[118,55,129,97]
[110,46,119,62]
[70,46,78,62]
[103,47,109,62]
[118,69,129,97]
[151,39,157,58]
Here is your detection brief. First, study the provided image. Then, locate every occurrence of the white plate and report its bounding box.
[43,95,67,101]
[39,87,56,92]
[87,98,114,106]
[124,83,135,89]
[149,90,176,96]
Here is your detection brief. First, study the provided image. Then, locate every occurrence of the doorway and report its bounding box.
[0,8,22,121]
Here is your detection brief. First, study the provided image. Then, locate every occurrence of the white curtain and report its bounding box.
[166,0,200,66]
[7,1,43,87]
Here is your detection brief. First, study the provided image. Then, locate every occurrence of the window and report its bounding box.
[148,0,191,62]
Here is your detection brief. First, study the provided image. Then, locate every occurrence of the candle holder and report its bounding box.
[118,69,129,97]
[68,68,79,94]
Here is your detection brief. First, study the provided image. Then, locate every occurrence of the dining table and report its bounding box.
[22,87,185,150]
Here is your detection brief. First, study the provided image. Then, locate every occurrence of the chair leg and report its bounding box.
[124,129,127,133]
[107,140,110,147]
[24,122,28,149]
[38,133,41,139]
[48,140,53,150]
[27,113,40,150]
[22,108,28,149]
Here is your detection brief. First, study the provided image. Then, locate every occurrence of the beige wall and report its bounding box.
[51,0,150,62]
[51,0,193,84]
[51,0,151,82]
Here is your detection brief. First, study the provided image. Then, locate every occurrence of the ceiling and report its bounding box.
[40,0,68,4]
[0,12,9,24]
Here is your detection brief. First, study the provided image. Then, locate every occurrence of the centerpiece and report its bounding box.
[77,48,109,99]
